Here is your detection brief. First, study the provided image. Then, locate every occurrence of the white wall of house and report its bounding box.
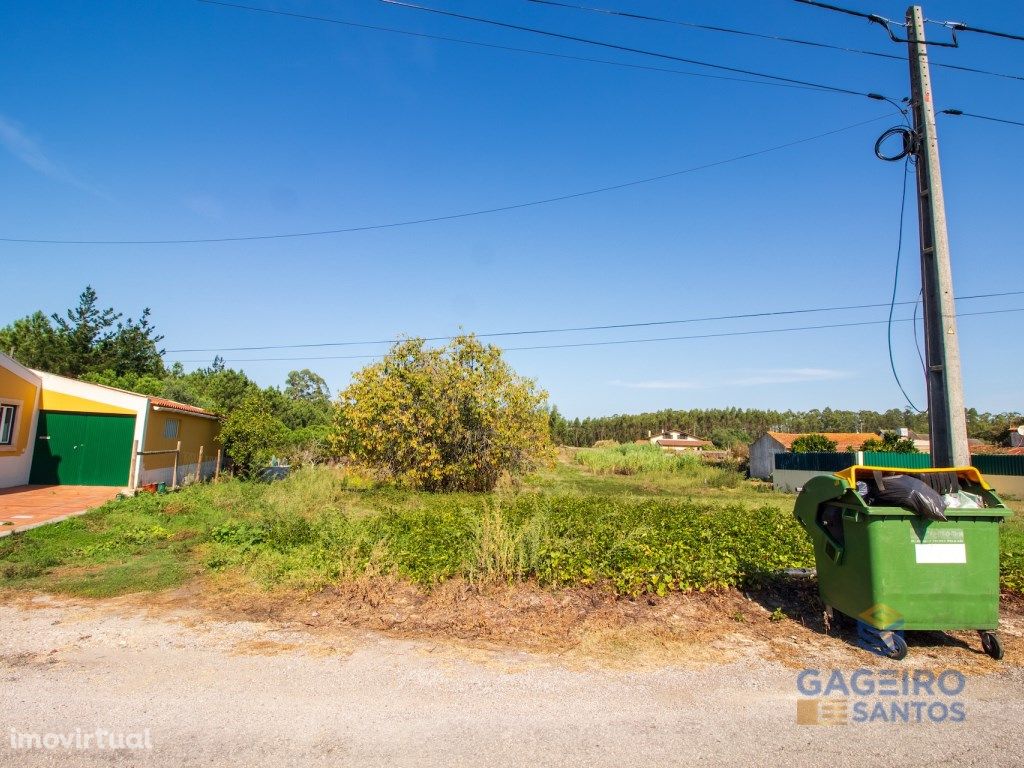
[749,434,785,480]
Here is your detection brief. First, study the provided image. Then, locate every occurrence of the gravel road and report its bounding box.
[2,595,1022,767]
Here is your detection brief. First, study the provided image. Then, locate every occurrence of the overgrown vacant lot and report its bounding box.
[1,457,1021,602]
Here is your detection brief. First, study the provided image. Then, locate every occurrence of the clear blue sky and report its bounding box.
[2,0,1022,419]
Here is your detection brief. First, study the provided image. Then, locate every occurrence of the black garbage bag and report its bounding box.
[868,474,948,521]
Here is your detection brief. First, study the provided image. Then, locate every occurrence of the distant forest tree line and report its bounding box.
[547,406,1022,449]
[4,288,1020,468]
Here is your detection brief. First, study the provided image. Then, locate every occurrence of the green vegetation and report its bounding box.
[333,336,552,492]
[2,462,1021,599]
[0,286,334,466]
[572,444,741,488]
[549,406,1022,447]
[791,433,839,453]
[859,432,918,453]
[0,461,795,597]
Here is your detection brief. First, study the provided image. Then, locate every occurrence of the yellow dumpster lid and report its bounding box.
[834,465,991,490]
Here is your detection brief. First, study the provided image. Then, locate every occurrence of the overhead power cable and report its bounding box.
[792,0,892,25]
[166,307,1024,363]
[381,0,887,98]
[195,0,832,92]
[165,289,1024,353]
[931,19,1024,44]
[530,0,1023,82]
[529,0,902,58]
[886,158,923,412]
[0,115,892,245]
[941,109,1024,128]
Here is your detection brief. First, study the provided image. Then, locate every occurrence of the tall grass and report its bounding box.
[573,444,740,488]
[574,443,699,474]
[2,464,1021,597]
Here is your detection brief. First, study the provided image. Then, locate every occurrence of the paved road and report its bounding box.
[2,597,1022,767]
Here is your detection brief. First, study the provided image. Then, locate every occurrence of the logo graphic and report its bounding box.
[795,668,967,726]
[795,699,848,726]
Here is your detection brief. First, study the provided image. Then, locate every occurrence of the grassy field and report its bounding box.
[0,457,1021,599]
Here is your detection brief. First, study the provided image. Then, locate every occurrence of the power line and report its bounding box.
[165,289,1024,353]
[886,158,923,412]
[931,19,1024,44]
[167,307,1024,363]
[0,114,892,245]
[792,0,893,26]
[941,109,1024,128]
[194,0,831,92]
[381,0,888,98]
[531,0,1023,82]
[530,0,902,58]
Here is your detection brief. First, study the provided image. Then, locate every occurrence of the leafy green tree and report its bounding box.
[161,359,258,414]
[285,369,331,403]
[80,369,166,397]
[220,390,289,476]
[791,433,838,453]
[1,287,164,378]
[860,432,918,453]
[50,285,122,376]
[100,307,165,376]
[333,335,553,492]
[0,311,68,372]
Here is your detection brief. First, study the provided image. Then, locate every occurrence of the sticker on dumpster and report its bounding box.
[910,528,964,544]
[915,543,967,564]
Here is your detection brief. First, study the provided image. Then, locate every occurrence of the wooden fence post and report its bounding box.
[214,449,222,482]
[128,439,139,490]
[171,441,181,490]
[195,445,204,484]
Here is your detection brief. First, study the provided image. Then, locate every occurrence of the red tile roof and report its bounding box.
[766,432,878,452]
[150,397,218,418]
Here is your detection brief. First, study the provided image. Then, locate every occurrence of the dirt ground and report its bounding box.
[137,575,1022,673]
[2,585,1023,767]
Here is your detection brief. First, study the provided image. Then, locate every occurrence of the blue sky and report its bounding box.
[1,0,1022,418]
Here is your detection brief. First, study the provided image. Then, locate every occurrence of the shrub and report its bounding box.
[220,390,289,477]
[791,434,838,453]
[332,335,553,492]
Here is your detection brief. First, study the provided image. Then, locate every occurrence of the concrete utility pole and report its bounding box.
[906,5,970,467]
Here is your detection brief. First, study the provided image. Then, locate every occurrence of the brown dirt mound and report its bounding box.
[134,575,1024,671]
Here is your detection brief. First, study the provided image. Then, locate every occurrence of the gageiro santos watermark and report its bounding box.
[795,668,967,725]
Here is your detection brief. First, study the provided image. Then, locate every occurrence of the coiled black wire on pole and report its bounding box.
[874,126,916,161]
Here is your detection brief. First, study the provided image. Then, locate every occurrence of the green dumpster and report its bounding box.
[794,465,1012,660]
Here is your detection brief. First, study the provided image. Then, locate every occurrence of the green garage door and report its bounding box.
[29,411,136,486]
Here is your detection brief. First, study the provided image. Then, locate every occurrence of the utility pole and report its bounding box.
[906,5,970,467]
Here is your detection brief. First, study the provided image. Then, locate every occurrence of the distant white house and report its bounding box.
[646,430,713,453]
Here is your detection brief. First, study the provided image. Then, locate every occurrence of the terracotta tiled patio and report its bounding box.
[0,485,121,536]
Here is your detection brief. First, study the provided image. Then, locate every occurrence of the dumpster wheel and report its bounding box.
[979,631,1004,661]
[883,632,908,661]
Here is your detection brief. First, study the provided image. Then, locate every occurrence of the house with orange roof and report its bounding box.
[0,352,220,489]
[749,430,878,480]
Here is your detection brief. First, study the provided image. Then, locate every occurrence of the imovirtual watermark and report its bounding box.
[796,668,967,726]
[9,727,153,751]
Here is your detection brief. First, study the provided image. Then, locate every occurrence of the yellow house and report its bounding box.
[0,353,221,489]
[0,353,43,488]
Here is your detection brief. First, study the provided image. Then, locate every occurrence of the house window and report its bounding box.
[163,418,180,439]
[0,404,16,446]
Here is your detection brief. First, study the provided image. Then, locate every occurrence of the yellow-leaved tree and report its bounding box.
[332,335,553,491]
